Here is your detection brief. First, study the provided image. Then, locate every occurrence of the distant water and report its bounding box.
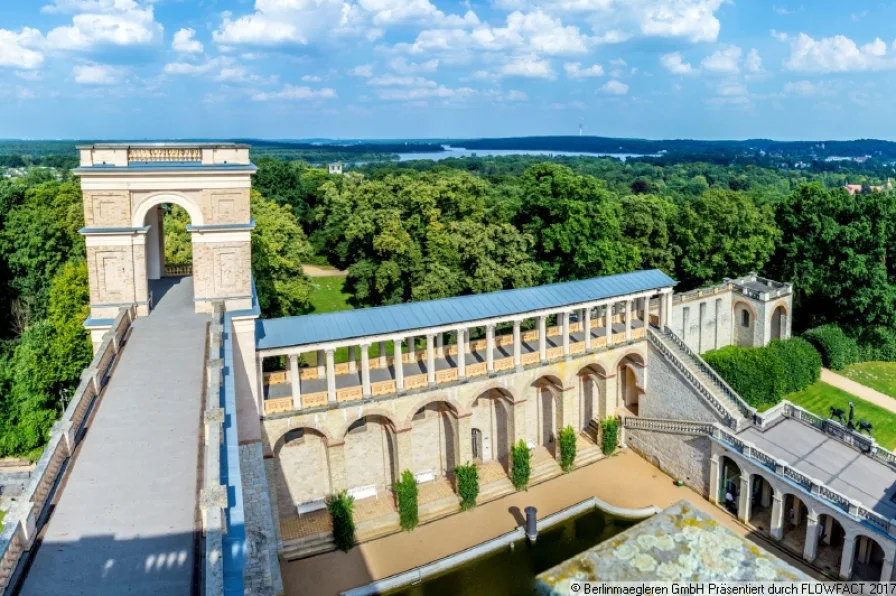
[395,145,652,162]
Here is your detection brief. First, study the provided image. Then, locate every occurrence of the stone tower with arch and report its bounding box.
[75,143,256,346]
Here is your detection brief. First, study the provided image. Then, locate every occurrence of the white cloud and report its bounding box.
[368,74,436,86]
[301,74,323,82]
[388,57,438,74]
[782,80,833,96]
[601,79,628,94]
[506,89,528,101]
[0,28,45,70]
[358,0,479,27]
[781,33,896,72]
[700,45,741,74]
[164,57,225,75]
[745,48,763,73]
[252,84,337,101]
[660,52,694,75]
[564,62,604,78]
[73,62,122,84]
[46,0,163,51]
[214,0,354,47]
[350,64,374,77]
[716,80,747,96]
[500,54,555,78]
[374,84,476,101]
[172,27,203,53]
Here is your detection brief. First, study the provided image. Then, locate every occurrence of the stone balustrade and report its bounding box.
[0,305,136,595]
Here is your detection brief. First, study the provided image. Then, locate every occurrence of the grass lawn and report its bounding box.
[785,381,896,450]
[841,361,896,399]
[307,276,352,315]
[0,509,4,526]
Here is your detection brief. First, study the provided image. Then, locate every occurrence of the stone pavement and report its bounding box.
[281,450,824,596]
[821,368,896,414]
[20,277,208,596]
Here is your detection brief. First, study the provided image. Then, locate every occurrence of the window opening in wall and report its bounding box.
[741,310,750,327]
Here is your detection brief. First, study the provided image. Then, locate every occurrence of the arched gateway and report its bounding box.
[76,143,256,348]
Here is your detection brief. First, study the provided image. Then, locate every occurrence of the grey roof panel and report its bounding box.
[256,269,676,350]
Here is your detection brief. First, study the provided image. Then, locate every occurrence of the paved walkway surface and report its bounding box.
[281,450,823,596]
[302,264,347,277]
[821,368,896,414]
[21,277,208,596]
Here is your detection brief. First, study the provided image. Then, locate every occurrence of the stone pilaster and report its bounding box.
[328,442,347,492]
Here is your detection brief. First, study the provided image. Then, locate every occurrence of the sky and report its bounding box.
[1,0,895,141]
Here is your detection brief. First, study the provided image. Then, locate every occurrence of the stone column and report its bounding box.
[761,480,772,508]
[512,399,527,446]
[407,336,415,360]
[803,511,820,562]
[436,333,444,358]
[625,300,632,341]
[606,303,614,346]
[584,307,592,350]
[317,350,325,377]
[709,454,720,504]
[348,346,357,373]
[486,324,495,373]
[771,490,785,541]
[513,320,522,369]
[738,475,751,524]
[823,515,833,545]
[881,549,895,582]
[328,442,348,492]
[378,341,387,368]
[427,334,436,385]
[457,414,473,465]
[289,354,301,410]
[562,312,570,356]
[326,349,337,403]
[538,316,547,361]
[457,328,466,379]
[840,535,857,580]
[361,343,371,398]
[658,293,666,329]
[394,339,404,390]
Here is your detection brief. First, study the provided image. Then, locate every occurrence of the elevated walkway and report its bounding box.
[20,277,208,596]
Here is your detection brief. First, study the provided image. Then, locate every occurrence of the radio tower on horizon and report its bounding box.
[579,122,584,136]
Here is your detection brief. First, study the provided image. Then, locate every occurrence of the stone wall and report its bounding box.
[670,288,733,354]
[643,344,724,423]
[626,429,712,496]
[239,443,284,596]
[276,433,331,506]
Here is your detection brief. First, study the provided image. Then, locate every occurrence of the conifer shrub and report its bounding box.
[600,417,619,455]
[327,490,356,551]
[394,469,419,532]
[559,425,577,472]
[511,440,531,491]
[454,463,479,511]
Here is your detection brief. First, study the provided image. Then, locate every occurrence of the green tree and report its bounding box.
[619,194,677,273]
[251,190,314,318]
[517,163,638,283]
[47,260,92,387]
[672,189,779,289]
[163,205,192,265]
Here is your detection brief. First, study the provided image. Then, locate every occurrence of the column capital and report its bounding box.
[360,342,371,348]
[326,348,335,355]
[487,323,496,331]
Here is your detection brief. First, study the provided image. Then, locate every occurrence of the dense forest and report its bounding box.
[1,149,896,458]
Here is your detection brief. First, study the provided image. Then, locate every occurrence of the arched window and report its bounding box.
[741,309,751,327]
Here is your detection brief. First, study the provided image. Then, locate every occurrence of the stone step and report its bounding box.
[478,477,515,504]
[419,494,460,523]
[574,447,604,469]
[281,532,336,561]
[356,512,400,543]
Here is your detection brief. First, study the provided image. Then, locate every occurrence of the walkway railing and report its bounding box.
[622,415,896,540]
[0,305,136,595]
[262,321,648,415]
[164,263,193,277]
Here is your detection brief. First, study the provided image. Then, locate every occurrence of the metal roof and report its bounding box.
[73,162,257,173]
[256,269,676,351]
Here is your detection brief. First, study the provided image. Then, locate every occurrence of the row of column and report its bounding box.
[285,291,671,408]
[711,456,895,581]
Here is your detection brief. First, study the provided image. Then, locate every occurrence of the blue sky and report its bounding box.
[1,0,895,141]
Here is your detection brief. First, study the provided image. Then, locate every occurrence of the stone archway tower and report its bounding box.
[76,143,256,345]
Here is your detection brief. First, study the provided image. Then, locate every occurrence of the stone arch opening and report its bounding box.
[852,534,886,581]
[719,455,742,515]
[138,195,200,310]
[532,375,563,456]
[781,493,809,553]
[577,364,606,437]
[747,473,775,530]
[616,355,644,416]
[771,304,788,340]
[815,514,846,576]
[409,401,460,480]
[471,389,514,467]
[343,414,398,497]
[274,427,331,514]
[733,300,757,347]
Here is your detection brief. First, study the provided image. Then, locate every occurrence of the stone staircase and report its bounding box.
[584,419,601,443]
[647,327,754,430]
[281,531,335,561]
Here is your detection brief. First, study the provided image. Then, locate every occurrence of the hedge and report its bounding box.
[559,426,577,472]
[703,337,822,409]
[455,463,479,511]
[511,440,531,491]
[327,490,356,551]
[600,417,619,455]
[803,324,862,370]
[394,469,419,532]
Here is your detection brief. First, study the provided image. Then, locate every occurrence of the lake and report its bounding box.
[395,146,652,162]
